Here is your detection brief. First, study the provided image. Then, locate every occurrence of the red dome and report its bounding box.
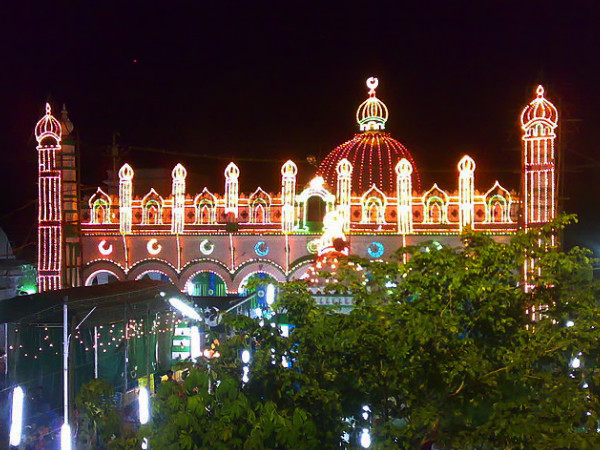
[318,131,420,195]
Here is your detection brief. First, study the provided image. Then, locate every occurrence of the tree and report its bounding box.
[140,217,600,449]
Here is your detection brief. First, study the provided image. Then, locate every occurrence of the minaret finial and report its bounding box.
[536,85,545,97]
[367,77,379,96]
[356,76,388,131]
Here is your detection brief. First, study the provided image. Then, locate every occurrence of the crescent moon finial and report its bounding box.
[366,77,379,95]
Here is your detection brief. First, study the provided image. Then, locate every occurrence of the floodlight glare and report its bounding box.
[9,386,24,447]
[60,423,72,450]
[169,297,201,321]
[190,326,201,359]
[139,387,150,424]
[266,284,275,305]
[360,428,371,448]
[241,350,251,364]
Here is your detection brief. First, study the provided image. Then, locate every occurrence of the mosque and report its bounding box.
[34,78,558,296]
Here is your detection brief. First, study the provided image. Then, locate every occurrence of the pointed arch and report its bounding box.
[248,187,272,223]
[194,188,217,224]
[361,184,387,224]
[484,181,513,223]
[141,189,164,225]
[423,184,449,224]
[89,188,112,224]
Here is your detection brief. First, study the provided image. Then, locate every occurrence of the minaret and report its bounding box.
[281,160,297,232]
[395,158,413,234]
[336,159,352,231]
[224,162,240,218]
[35,104,63,292]
[458,155,476,231]
[171,164,187,234]
[520,85,558,228]
[119,164,134,234]
[59,104,81,288]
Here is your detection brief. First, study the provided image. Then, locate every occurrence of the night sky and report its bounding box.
[2,2,600,258]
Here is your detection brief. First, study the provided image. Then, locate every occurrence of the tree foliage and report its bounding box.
[141,217,600,449]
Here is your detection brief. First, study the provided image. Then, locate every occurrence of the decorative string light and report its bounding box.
[281,160,297,232]
[224,162,240,217]
[36,103,63,292]
[458,155,476,231]
[336,159,352,231]
[171,164,187,234]
[118,163,134,234]
[521,85,558,226]
[395,159,413,234]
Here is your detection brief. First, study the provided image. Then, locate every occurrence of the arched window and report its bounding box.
[142,189,164,225]
[88,188,112,224]
[145,200,161,225]
[92,199,110,224]
[484,182,512,223]
[422,184,449,224]
[195,188,217,224]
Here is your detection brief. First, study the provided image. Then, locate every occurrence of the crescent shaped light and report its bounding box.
[98,240,113,256]
[147,239,162,255]
[200,239,215,255]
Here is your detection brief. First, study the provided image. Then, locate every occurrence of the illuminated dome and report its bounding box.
[521,85,558,128]
[35,103,62,145]
[318,78,420,194]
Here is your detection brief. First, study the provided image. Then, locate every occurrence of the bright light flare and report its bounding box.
[139,387,150,424]
[241,350,251,364]
[360,428,371,448]
[169,297,201,321]
[190,326,201,360]
[266,284,275,305]
[9,386,24,447]
[61,423,72,450]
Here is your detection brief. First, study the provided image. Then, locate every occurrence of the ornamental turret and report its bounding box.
[520,85,558,226]
[35,104,63,291]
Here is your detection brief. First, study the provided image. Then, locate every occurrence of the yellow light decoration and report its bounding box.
[395,158,413,234]
[521,85,558,226]
[458,155,476,231]
[171,163,187,234]
[281,160,297,232]
[224,162,240,217]
[336,159,352,231]
[119,164,134,234]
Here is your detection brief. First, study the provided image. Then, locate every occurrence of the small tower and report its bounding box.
[171,163,187,234]
[336,159,352,231]
[281,160,297,232]
[224,162,240,219]
[119,164,134,234]
[458,155,476,231]
[35,104,63,292]
[520,85,558,227]
[395,158,413,234]
[59,104,82,287]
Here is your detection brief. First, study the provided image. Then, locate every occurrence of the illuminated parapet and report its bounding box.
[458,155,475,231]
[119,164,134,234]
[281,160,297,232]
[336,159,352,230]
[395,159,413,234]
[171,163,187,233]
[521,85,558,227]
[224,162,240,218]
[36,103,63,291]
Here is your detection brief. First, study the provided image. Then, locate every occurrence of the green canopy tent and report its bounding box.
[0,280,184,412]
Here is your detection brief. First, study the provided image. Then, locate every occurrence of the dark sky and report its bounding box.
[2,1,600,257]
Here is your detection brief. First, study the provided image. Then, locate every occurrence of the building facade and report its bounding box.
[34,78,558,294]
